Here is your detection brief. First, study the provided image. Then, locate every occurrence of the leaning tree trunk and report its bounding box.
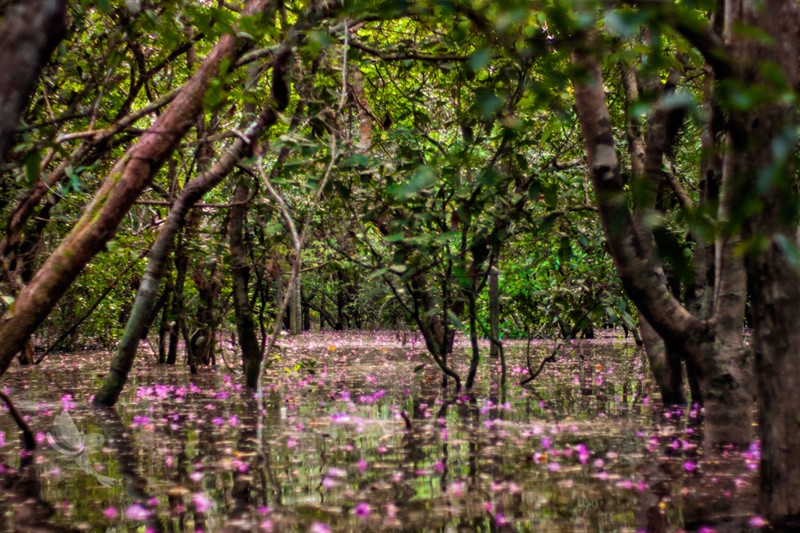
[0,0,273,379]
[571,40,753,446]
[93,43,297,406]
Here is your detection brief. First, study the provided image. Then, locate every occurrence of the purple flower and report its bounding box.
[125,503,151,521]
[354,502,370,518]
[192,492,213,513]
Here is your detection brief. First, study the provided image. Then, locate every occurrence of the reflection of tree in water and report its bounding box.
[230,398,281,524]
[92,406,162,533]
[0,455,76,532]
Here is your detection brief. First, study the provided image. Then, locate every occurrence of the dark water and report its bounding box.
[0,332,760,532]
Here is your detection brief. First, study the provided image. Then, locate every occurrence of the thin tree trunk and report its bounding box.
[489,265,499,359]
[230,179,261,387]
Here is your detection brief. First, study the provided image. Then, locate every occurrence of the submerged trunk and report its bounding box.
[489,266,499,359]
[725,0,800,522]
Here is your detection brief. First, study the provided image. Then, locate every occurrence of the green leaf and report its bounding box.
[341,154,370,168]
[24,150,41,184]
[387,165,437,199]
[467,48,492,73]
[475,89,503,121]
[604,9,651,37]
[384,233,406,242]
[447,309,464,329]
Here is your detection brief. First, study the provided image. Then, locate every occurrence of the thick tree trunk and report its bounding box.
[572,44,753,446]
[0,0,273,379]
[93,42,295,406]
[0,0,66,167]
[724,0,800,522]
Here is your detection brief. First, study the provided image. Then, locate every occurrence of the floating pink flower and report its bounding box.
[310,523,331,533]
[125,503,151,521]
[354,502,370,518]
[748,515,767,527]
[192,492,213,513]
[103,506,117,519]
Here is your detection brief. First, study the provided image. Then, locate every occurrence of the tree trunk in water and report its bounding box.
[489,266,499,359]
[168,233,189,366]
[621,63,685,404]
[723,0,800,522]
[0,0,273,379]
[93,42,296,405]
[571,42,753,446]
[229,179,261,388]
[639,316,685,405]
[290,272,302,335]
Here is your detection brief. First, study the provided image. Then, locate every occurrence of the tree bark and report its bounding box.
[0,0,66,167]
[723,0,800,523]
[0,0,273,379]
[230,178,262,387]
[572,41,753,446]
[489,265,499,358]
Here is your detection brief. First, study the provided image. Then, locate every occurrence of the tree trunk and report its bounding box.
[489,265,499,359]
[0,0,66,167]
[572,41,753,446]
[229,179,261,387]
[723,0,800,522]
[289,271,302,334]
[0,0,273,379]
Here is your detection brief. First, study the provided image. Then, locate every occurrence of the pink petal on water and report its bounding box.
[192,492,213,513]
[125,503,151,521]
[354,502,370,518]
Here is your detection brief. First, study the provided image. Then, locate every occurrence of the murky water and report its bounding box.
[0,332,759,532]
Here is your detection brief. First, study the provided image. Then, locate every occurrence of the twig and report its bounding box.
[0,390,35,450]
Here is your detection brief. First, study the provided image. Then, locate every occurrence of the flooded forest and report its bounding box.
[0,1,799,531]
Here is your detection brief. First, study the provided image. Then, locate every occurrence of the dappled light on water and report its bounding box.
[0,332,759,531]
